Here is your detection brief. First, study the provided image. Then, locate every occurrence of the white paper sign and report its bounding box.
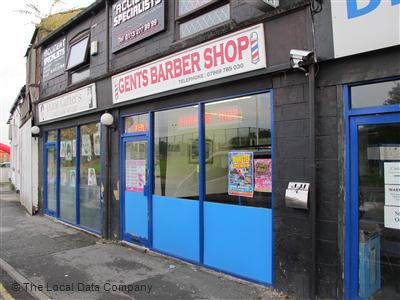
[385,184,400,206]
[384,162,400,185]
[112,24,266,103]
[384,205,400,230]
[38,83,97,123]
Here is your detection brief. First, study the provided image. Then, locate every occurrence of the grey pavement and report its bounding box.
[0,183,287,300]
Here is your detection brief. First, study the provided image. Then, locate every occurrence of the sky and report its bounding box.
[0,0,95,146]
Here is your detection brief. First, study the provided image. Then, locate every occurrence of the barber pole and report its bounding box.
[250,32,260,64]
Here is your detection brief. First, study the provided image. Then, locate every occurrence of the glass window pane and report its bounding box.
[47,131,56,142]
[178,0,212,16]
[357,123,400,298]
[46,147,57,211]
[71,67,90,84]
[351,80,400,108]
[205,93,271,208]
[154,106,199,200]
[179,4,230,39]
[59,128,77,222]
[79,123,101,231]
[125,114,148,133]
[67,37,89,70]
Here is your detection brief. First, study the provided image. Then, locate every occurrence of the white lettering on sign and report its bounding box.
[38,84,97,123]
[330,0,400,58]
[112,24,266,103]
[113,0,162,27]
[384,205,400,230]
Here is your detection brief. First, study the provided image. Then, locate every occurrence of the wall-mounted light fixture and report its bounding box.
[31,125,40,137]
[100,112,114,128]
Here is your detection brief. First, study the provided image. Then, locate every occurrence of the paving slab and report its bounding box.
[0,183,287,300]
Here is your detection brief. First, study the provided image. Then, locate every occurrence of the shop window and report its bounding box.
[59,127,77,222]
[79,123,101,231]
[71,68,90,84]
[154,106,199,200]
[205,93,272,208]
[46,130,56,142]
[176,0,230,39]
[124,114,148,134]
[351,79,400,109]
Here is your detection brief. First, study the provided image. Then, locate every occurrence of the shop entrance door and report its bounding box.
[122,136,149,246]
[349,113,400,299]
[44,145,58,217]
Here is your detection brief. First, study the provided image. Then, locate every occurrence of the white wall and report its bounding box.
[20,119,33,214]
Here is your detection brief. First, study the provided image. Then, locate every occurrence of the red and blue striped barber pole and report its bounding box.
[250,32,260,64]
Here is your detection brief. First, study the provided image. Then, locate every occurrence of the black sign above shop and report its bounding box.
[111,0,165,53]
[41,38,66,81]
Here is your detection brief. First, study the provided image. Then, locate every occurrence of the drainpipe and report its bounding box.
[308,62,316,299]
[105,0,110,73]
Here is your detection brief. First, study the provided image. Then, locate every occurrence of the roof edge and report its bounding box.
[34,0,104,49]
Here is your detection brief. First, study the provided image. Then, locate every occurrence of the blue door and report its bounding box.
[122,136,149,246]
[44,145,58,217]
[349,113,400,299]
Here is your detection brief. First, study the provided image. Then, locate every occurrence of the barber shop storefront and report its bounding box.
[115,24,273,284]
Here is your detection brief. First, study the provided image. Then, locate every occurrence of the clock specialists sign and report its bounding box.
[38,84,97,123]
[42,38,66,81]
[112,24,267,104]
[112,0,165,53]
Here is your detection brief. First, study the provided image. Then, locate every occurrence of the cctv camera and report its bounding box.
[289,49,314,71]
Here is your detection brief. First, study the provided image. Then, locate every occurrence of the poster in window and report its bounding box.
[228,151,254,198]
[88,168,97,186]
[60,141,66,158]
[254,158,272,193]
[94,133,100,156]
[70,170,76,187]
[72,139,76,157]
[65,141,73,161]
[126,159,146,192]
[81,134,92,157]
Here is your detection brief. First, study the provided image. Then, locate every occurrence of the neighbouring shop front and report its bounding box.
[41,84,103,234]
[115,24,274,284]
[345,78,400,299]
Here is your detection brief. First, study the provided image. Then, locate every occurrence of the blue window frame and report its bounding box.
[119,89,274,285]
[43,123,102,235]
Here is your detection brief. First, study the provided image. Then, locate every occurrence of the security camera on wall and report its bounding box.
[289,49,314,72]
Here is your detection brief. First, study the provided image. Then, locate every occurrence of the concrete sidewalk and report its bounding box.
[0,183,286,300]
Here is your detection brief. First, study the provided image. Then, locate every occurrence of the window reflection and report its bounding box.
[351,80,400,109]
[154,106,199,200]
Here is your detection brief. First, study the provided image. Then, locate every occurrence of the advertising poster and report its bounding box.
[228,151,254,198]
[126,160,146,192]
[60,141,66,158]
[254,158,272,193]
[94,133,100,156]
[72,139,76,157]
[81,134,92,157]
[65,141,73,161]
[41,38,66,81]
[384,162,400,185]
[88,168,97,186]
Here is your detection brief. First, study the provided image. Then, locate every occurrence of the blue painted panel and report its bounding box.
[204,201,272,284]
[125,191,148,239]
[153,195,199,262]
